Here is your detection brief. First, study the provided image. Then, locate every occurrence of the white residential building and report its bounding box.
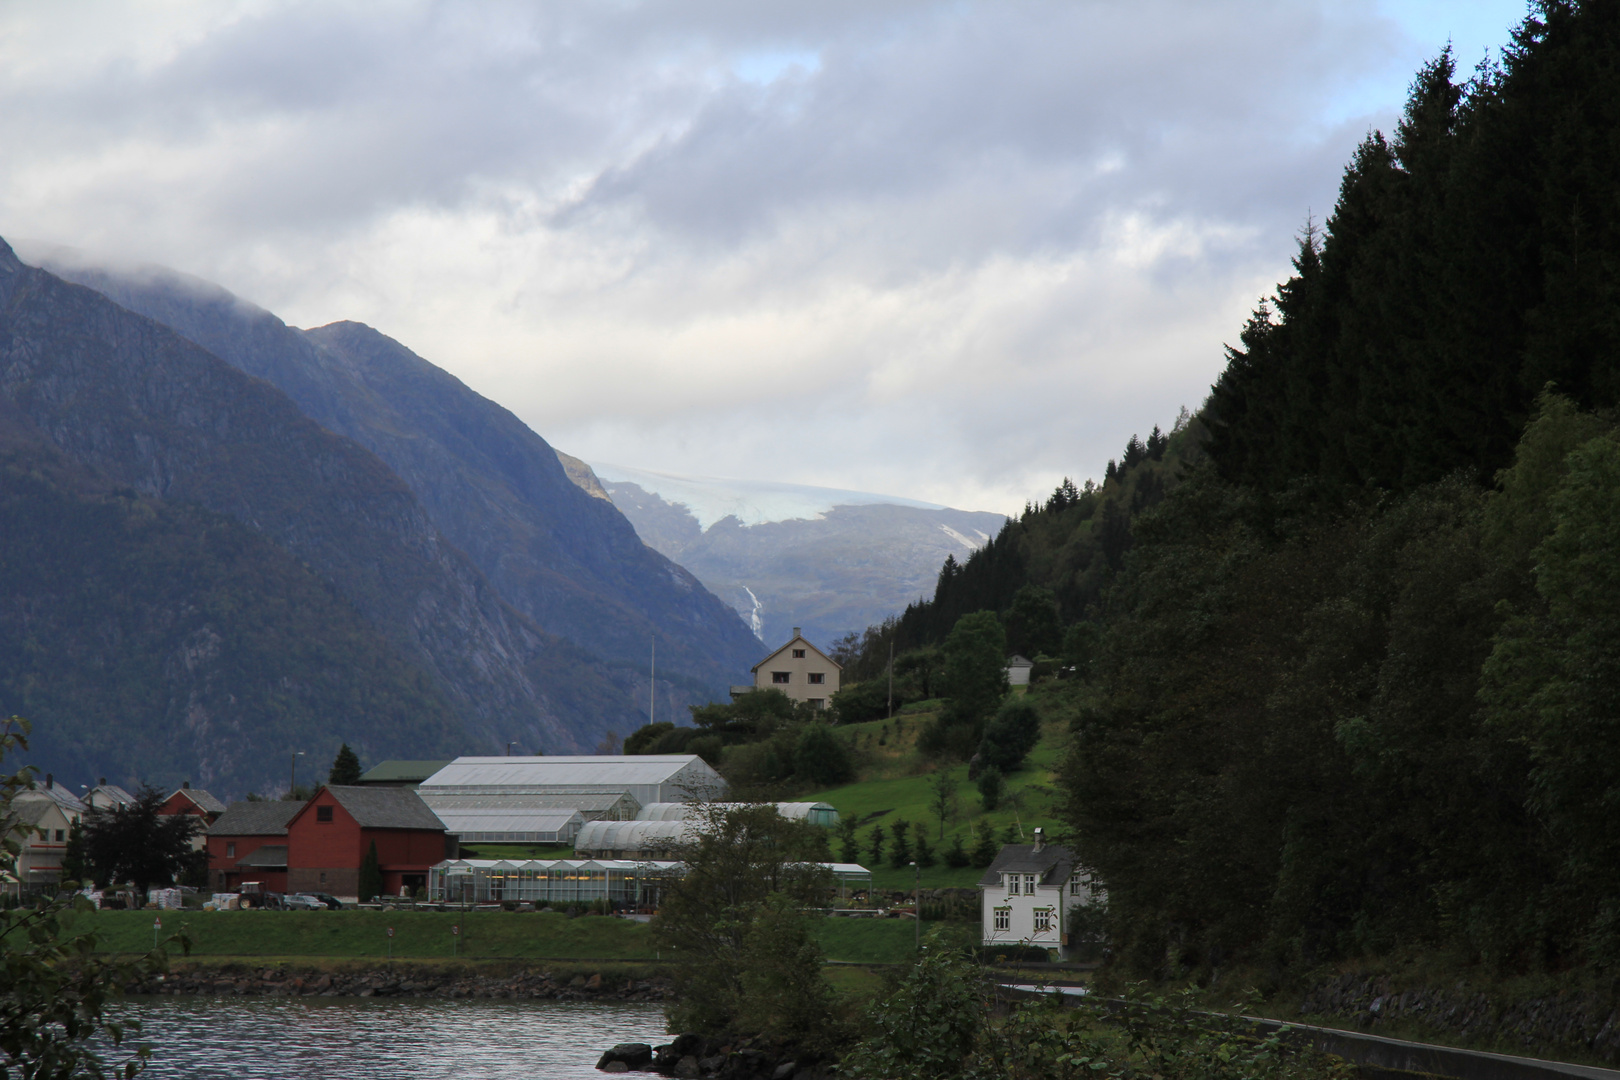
[978,828,1098,960]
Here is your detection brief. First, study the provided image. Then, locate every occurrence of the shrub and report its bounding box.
[977,765,1004,811]
[977,699,1040,773]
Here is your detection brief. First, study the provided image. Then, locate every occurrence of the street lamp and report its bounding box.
[911,860,920,951]
[289,751,305,799]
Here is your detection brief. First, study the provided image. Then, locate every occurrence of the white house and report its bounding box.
[1005,654,1035,686]
[978,828,1097,959]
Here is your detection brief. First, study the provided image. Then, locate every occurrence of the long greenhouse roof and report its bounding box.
[421,756,719,790]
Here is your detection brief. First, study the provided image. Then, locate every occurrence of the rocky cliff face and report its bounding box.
[0,238,627,775]
[27,248,760,708]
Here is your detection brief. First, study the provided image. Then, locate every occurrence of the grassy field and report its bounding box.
[66,908,954,965]
[805,689,1073,891]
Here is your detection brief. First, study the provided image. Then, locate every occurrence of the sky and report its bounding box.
[0,1,1529,514]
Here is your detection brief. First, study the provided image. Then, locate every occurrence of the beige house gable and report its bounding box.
[749,627,842,709]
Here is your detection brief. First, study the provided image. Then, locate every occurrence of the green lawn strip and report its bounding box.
[72,910,965,967]
[69,909,654,960]
[814,918,975,963]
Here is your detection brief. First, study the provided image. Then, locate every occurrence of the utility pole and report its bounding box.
[288,750,304,799]
[649,637,656,726]
[887,639,895,719]
[912,859,921,951]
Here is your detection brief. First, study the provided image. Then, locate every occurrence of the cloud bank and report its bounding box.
[0,1,1523,511]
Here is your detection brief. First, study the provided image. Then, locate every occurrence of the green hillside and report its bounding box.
[804,689,1070,892]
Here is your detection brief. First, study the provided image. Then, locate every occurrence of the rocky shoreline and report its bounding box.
[597,1034,833,1079]
[128,965,672,1002]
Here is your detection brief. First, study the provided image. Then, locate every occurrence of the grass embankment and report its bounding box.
[803,687,1074,891]
[70,908,952,966]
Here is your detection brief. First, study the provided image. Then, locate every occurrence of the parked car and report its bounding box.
[303,892,344,910]
[282,894,323,911]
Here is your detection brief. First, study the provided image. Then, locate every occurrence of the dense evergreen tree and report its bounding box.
[328,744,362,786]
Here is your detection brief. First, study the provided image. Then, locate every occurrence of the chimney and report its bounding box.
[792,627,801,640]
[45,773,52,790]
[1032,827,1045,853]
[182,780,190,789]
[98,777,106,786]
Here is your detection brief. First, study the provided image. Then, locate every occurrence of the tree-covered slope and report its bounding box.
[839,2,1620,983]
[0,404,463,794]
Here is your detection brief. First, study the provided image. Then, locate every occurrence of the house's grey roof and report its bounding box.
[235,845,288,868]
[210,801,301,837]
[23,784,85,815]
[357,760,454,785]
[325,786,445,831]
[977,843,1076,888]
[87,784,135,808]
[420,756,722,794]
[6,799,58,830]
[1006,654,1034,668]
[749,633,842,674]
[170,788,228,815]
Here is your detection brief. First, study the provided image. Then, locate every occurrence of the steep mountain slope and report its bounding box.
[0,237,618,769]
[580,464,1005,649]
[0,397,465,794]
[23,248,760,704]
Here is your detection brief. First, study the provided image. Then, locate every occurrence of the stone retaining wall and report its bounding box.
[130,965,671,1003]
[1299,973,1620,1063]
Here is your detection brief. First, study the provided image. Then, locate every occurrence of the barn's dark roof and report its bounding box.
[324,786,445,831]
[977,842,1075,888]
[210,801,301,837]
[235,845,288,868]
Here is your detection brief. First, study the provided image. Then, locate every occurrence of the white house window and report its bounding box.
[1024,874,1037,893]
[994,907,1010,931]
[808,699,825,709]
[1070,874,1082,895]
[792,649,806,658]
[1033,908,1053,934]
[1006,874,1020,895]
[808,672,825,684]
[772,671,791,684]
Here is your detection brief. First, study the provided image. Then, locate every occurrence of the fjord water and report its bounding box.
[115,997,667,1078]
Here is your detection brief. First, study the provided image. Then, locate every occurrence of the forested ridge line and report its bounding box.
[839,0,1620,983]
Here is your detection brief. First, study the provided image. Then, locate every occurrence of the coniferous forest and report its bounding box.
[840,1,1620,980]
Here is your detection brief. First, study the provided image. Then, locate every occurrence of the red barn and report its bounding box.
[206,801,301,893]
[286,786,449,900]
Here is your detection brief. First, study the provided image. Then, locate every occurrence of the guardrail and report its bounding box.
[997,985,1620,1080]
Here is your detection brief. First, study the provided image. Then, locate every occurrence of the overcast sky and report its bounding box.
[0,1,1528,514]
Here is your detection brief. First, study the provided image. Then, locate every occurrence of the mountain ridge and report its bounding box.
[21,243,762,713]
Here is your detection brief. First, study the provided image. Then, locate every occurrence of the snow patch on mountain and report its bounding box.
[589,462,947,530]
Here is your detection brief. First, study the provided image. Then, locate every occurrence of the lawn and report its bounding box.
[65,908,952,965]
[69,908,655,961]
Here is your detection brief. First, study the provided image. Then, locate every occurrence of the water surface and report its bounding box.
[114,997,668,1079]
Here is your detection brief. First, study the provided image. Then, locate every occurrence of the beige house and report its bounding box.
[745,627,842,709]
[7,796,74,886]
